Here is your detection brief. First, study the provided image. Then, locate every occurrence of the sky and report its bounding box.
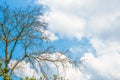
[36,0,120,80]
[1,0,120,80]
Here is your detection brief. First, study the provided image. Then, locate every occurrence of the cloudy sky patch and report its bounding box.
[35,0,120,80]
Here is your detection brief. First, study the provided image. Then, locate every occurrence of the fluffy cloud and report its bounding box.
[9,53,90,80]
[36,0,120,41]
[80,38,120,80]
[90,38,120,55]
[47,11,85,39]
[36,0,86,39]
[87,11,120,41]
[39,28,58,41]
[81,52,120,80]
[8,60,41,79]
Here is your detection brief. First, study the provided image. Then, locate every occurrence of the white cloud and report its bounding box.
[90,38,120,55]
[9,53,90,80]
[8,60,41,79]
[65,38,120,80]
[46,11,85,39]
[80,38,120,80]
[36,0,86,39]
[81,52,120,80]
[87,11,120,41]
[36,0,120,41]
[39,28,58,41]
[58,64,90,80]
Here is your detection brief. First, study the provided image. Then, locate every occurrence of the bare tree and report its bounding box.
[0,3,71,80]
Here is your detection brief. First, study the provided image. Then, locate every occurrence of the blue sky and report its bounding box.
[1,0,120,80]
[0,0,36,8]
